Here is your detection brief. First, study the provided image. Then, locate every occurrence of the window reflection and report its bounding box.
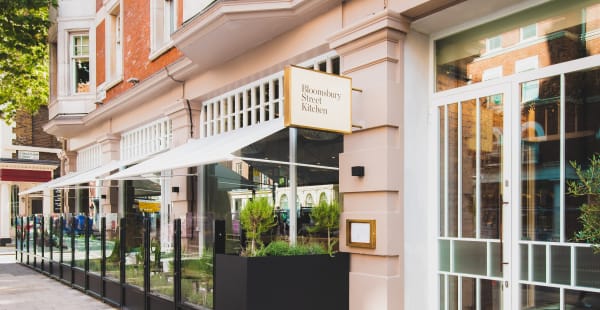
[436,1,600,92]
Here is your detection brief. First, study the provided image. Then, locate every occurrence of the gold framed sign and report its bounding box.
[346,219,376,249]
[284,65,352,134]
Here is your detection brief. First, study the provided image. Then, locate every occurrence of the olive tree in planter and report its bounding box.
[215,197,349,310]
[567,153,600,253]
[308,199,340,256]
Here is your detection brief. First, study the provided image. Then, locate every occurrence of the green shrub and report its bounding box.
[258,240,327,256]
[240,197,276,256]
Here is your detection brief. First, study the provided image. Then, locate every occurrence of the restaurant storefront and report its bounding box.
[433,1,600,308]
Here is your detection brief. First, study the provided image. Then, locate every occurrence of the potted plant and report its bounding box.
[567,153,600,253]
[239,197,276,256]
[215,197,349,310]
[308,199,341,256]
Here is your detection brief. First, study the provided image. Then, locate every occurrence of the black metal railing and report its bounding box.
[15,214,213,310]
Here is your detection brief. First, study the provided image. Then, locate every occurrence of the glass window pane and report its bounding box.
[480,95,503,239]
[576,247,600,289]
[550,245,570,285]
[489,242,502,278]
[480,279,501,310]
[448,103,459,237]
[564,68,600,243]
[449,275,458,310]
[521,76,561,242]
[461,100,477,238]
[439,239,450,272]
[454,240,486,276]
[521,285,559,309]
[532,244,546,283]
[521,244,529,281]
[565,289,600,309]
[440,106,446,237]
[462,277,476,310]
[436,1,598,92]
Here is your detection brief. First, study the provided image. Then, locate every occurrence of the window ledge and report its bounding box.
[149,41,175,61]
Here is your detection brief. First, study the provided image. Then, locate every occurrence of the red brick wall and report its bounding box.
[96,20,106,86]
[12,106,61,161]
[102,0,183,103]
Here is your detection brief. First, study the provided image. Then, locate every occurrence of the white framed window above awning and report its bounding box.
[107,119,286,180]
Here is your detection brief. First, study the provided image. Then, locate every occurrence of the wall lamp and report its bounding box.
[127,77,140,85]
[100,194,107,199]
[351,166,365,177]
[172,186,180,193]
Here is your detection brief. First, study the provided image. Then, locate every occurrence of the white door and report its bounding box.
[435,82,513,310]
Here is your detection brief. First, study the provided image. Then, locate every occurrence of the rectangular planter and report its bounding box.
[104,278,121,307]
[61,264,72,283]
[215,252,349,310]
[123,284,145,310]
[73,267,86,288]
[88,273,103,296]
[148,293,173,309]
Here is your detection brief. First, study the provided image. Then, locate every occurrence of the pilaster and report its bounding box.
[329,9,410,310]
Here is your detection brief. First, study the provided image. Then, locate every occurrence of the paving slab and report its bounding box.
[0,246,116,310]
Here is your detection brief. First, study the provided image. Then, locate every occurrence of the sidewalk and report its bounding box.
[0,246,116,310]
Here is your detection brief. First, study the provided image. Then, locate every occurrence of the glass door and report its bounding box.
[436,83,512,310]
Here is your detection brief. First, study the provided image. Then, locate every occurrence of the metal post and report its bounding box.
[40,217,45,271]
[49,216,54,275]
[143,216,150,310]
[173,219,181,309]
[71,215,75,284]
[14,216,18,260]
[85,216,90,290]
[60,216,64,278]
[33,215,37,268]
[26,216,30,265]
[289,127,298,245]
[119,217,126,306]
[101,217,106,298]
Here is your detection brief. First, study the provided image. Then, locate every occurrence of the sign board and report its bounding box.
[138,200,160,213]
[53,189,62,213]
[284,65,352,134]
[18,150,39,160]
[346,219,376,249]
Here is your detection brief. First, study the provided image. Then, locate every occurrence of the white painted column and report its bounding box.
[0,182,11,239]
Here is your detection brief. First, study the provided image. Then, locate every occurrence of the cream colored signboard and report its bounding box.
[284,65,352,133]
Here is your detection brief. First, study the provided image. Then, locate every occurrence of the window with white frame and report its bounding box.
[120,118,172,161]
[70,33,90,94]
[107,5,123,82]
[150,0,177,53]
[486,35,502,52]
[482,66,503,81]
[520,23,537,41]
[516,56,539,102]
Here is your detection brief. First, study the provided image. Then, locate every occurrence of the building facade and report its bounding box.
[25,0,600,309]
[0,107,61,244]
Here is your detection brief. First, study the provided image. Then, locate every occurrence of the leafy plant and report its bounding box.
[567,153,600,253]
[240,197,276,256]
[257,240,327,256]
[308,200,341,256]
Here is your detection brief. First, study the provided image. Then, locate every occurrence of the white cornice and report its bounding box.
[0,162,58,171]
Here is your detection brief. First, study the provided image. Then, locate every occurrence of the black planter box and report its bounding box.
[123,284,145,310]
[215,252,349,310]
[73,267,86,288]
[104,278,121,306]
[88,273,103,296]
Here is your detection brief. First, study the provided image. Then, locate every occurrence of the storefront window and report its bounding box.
[435,1,600,92]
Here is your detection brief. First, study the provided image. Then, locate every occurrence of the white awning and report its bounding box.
[18,153,163,195]
[107,119,285,180]
[18,170,85,195]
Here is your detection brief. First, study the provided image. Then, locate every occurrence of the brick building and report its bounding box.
[22,0,600,309]
[0,106,61,244]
